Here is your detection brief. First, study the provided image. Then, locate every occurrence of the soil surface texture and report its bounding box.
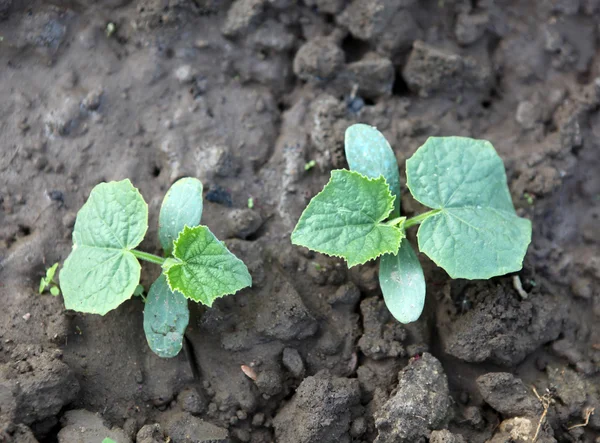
[1,1,600,442]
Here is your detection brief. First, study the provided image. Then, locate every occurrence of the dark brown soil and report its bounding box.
[1,1,599,442]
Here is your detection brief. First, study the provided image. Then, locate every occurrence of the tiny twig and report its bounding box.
[532,385,552,442]
[567,407,595,430]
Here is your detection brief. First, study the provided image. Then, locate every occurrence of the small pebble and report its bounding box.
[175,65,194,84]
[255,97,265,112]
[350,416,367,437]
[252,413,265,427]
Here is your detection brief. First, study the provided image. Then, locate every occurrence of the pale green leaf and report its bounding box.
[143,275,189,358]
[60,180,148,315]
[159,177,203,255]
[345,124,401,216]
[166,225,252,306]
[46,262,59,281]
[406,137,532,279]
[40,263,59,294]
[102,439,117,443]
[50,286,60,296]
[379,239,426,324]
[291,169,405,267]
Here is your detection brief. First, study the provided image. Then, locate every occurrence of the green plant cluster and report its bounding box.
[60,178,251,357]
[292,124,532,323]
[56,124,531,357]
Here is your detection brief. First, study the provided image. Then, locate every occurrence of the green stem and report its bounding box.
[131,250,166,265]
[404,209,442,229]
[385,216,406,227]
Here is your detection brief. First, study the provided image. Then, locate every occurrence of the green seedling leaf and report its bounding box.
[159,177,203,256]
[50,286,60,296]
[166,225,252,305]
[143,274,189,358]
[345,124,425,323]
[102,439,117,443]
[406,137,532,279]
[379,239,426,323]
[304,159,316,171]
[345,124,401,216]
[291,170,405,267]
[39,262,59,294]
[60,180,148,315]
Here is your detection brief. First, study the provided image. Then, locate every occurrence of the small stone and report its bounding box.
[174,65,194,84]
[136,423,164,443]
[403,40,491,97]
[226,208,263,239]
[231,428,251,442]
[516,100,541,129]
[430,429,467,443]
[33,156,48,170]
[293,37,345,82]
[343,53,395,99]
[81,87,103,111]
[476,373,541,417]
[463,406,484,430]
[282,347,305,378]
[255,369,283,396]
[178,388,207,415]
[571,277,593,299]
[252,412,265,427]
[164,412,229,442]
[222,0,266,37]
[273,371,360,443]
[328,282,360,305]
[375,354,451,442]
[455,12,489,46]
[350,416,367,437]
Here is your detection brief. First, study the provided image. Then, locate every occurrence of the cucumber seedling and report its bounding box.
[39,262,61,296]
[60,178,252,358]
[292,124,532,323]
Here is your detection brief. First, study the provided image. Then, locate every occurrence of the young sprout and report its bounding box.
[39,263,60,296]
[304,159,316,171]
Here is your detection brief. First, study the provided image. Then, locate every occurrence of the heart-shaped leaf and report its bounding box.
[345,124,401,216]
[159,178,203,256]
[143,275,189,358]
[291,169,405,267]
[406,137,532,279]
[165,225,252,306]
[60,180,148,315]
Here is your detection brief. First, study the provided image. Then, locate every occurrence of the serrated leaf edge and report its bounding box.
[291,169,405,267]
[165,225,252,306]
